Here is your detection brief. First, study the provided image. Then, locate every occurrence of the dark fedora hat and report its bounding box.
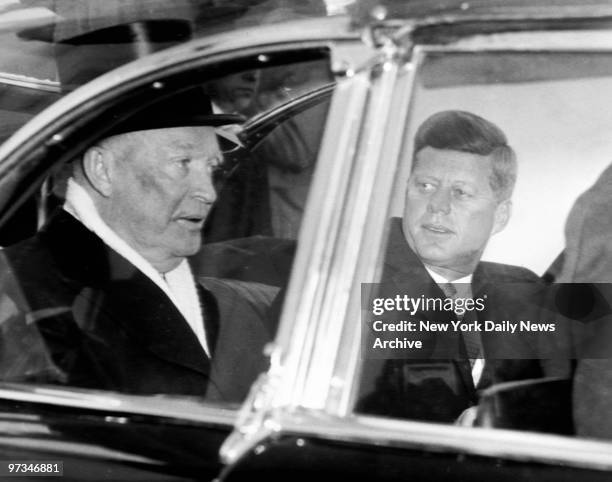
[102,85,245,149]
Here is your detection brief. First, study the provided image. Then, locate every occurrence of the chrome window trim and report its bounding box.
[0,73,60,93]
[220,67,380,464]
[268,410,612,471]
[272,70,374,410]
[352,1,612,28]
[298,54,415,413]
[0,383,236,426]
[333,59,418,416]
[268,38,410,412]
[444,30,612,51]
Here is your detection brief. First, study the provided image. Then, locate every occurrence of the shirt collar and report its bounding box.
[63,178,209,354]
[424,265,473,285]
[63,177,184,298]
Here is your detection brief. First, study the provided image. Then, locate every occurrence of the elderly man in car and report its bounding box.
[358,110,544,423]
[0,92,271,401]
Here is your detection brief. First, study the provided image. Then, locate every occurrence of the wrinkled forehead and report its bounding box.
[136,126,218,146]
[105,126,221,158]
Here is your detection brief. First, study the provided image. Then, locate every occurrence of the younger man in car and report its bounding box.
[358,110,543,422]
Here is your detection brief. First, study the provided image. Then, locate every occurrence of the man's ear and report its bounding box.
[81,147,114,197]
[492,199,512,235]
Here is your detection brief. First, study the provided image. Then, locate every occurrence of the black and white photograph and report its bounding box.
[0,0,611,480]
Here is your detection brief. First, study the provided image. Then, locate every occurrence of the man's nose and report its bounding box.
[427,188,451,214]
[190,163,217,204]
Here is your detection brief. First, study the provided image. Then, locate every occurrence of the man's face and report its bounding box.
[210,70,260,113]
[402,147,510,276]
[107,127,220,269]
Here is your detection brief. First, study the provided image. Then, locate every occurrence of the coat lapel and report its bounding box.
[44,210,212,377]
[103,248,212,376]
[383,218,476,397]
[196,282,220,357]
[384,219,462,353]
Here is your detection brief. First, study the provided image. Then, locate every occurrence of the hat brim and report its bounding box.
[105,113,244,136]
[104,112,245,152]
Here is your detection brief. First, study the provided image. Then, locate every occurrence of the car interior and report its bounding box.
[0,35,611,444]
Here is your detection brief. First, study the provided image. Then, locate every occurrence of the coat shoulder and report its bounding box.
[477,261,541,284]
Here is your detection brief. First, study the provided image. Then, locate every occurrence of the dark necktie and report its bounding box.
[441,282,484,386]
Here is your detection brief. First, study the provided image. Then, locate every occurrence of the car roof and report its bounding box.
[352,0,612,22]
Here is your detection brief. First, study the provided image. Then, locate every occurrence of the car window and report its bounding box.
[355,50,612,440]
[0,50,335,408]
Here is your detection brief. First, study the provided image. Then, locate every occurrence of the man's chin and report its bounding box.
[413,241,452,262]
[416,245,483,276]
[172,239,202,258]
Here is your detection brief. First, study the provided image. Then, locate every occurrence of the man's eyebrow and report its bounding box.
[168,141,196,150]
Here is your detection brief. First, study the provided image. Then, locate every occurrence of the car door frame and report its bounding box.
[220,13,612,480]
[0,14,379,478]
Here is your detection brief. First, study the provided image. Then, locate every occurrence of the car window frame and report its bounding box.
[0,16,369,427]
[246,25,612,474]
[219,34,410,464]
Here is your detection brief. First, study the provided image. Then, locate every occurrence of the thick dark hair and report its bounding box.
[412,110,517,201]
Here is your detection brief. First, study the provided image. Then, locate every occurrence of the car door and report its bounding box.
[217,4,612,482]
[0,12,379,481]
